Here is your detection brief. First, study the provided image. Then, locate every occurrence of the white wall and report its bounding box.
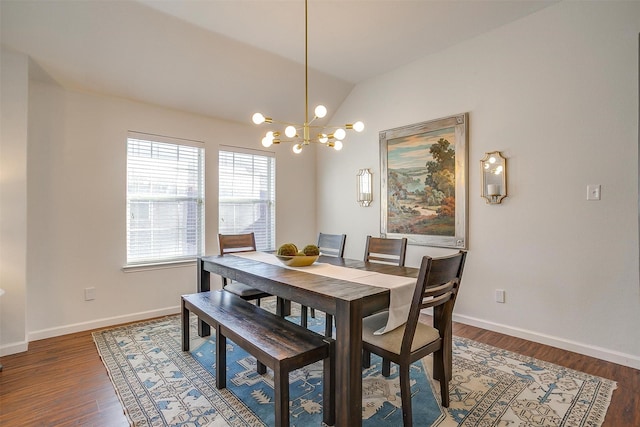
[318,1,640,368]
[0,49,29,355]
[0,72,317,351]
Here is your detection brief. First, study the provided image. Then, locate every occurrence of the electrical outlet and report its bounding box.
[495,289,505,303]
[587,184,601,201]
[84,287,96,301]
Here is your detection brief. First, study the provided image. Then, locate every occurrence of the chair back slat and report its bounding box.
[402,251,467,352]
[317,233,346,257]
[219,233,257,255]
[419,292,453,310]
[419,281,456,310]
[364,236,408,266]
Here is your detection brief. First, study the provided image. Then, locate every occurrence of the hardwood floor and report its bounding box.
[0,314,638,426]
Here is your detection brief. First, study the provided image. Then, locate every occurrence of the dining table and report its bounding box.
[196,252,419,427]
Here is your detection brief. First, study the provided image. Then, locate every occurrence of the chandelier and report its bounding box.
[252,0,364,154]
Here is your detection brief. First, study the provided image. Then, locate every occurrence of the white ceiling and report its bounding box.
[1,0,557,125]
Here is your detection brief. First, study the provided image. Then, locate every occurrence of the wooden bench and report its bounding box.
[182,290,335,427]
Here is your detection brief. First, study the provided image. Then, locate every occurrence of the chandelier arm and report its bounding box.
[261,119,303,129]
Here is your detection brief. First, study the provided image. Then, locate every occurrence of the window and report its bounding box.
[219,148,275,251]
[126,132,204,265]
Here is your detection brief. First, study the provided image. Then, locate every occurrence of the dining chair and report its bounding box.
[361,250,467,427]
[300,233,347,337]
[218,233,272,305]
[364,235,408,266]
[317,232,347,258]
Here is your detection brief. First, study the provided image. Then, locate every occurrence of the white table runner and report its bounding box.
[232,251,416,334]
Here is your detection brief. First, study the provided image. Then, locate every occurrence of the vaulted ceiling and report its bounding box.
[1,0,557,125]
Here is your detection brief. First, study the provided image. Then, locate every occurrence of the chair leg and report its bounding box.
[382,358,391,377]
[301,305,308,328]
[324,314,334,338]
[256,298,261,307]
[257,360,267,375]
[433,348,450,407]
[433,349,444,381]
[276,298,292,317]
[440,375,450,408]
[362,349,371,368]
[399,362,413,427]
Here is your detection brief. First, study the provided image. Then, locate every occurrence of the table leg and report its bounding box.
[334,299,363,427]
[182,298,190,351]
[197,258,211,337]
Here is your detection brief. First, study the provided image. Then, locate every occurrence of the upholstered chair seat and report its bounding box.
[362,311,441,354]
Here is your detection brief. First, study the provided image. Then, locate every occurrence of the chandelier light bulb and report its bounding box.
[293,144,303,154]
[353,121,365,132]
[314,105,327,118]
[285,125,297,138]
[334,140,343,151]
[252,113,266,125]
[318,133,328,143]
[334,128,346,141]
[262,136,273,148]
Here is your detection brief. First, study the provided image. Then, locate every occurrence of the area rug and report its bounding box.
[93,312,616,426]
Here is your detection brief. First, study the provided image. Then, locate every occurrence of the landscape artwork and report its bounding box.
[380,114,468,248]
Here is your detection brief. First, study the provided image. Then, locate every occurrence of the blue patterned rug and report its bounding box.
[93,311,616,426]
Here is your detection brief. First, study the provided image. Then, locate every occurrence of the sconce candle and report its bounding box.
[357,168,373,207]
[487,184,500,196]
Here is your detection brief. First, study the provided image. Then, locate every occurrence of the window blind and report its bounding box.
[126,135,205,265]
[219,149,275,251]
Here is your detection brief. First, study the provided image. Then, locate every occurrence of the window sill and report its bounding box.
[122,259,197,273]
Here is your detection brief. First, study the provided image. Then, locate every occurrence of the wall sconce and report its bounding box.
[480,151,507,204]
[357,168,373,207]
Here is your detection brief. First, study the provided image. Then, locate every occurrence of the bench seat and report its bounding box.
[182,290,334,427]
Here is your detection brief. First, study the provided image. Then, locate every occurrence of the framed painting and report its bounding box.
[380,113,468,249]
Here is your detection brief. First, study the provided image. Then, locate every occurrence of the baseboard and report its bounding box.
[26,306,181,343]
[0,340,28,357]
[454,313,640,370]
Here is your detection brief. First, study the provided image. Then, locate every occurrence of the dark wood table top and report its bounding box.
[199,253,419,315]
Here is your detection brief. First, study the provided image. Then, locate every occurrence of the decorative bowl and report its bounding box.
[276,254,319,267]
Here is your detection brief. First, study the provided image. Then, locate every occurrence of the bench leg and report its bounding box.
[273,365,289,427]
[216,325,227,389]
[182,299,190,351]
